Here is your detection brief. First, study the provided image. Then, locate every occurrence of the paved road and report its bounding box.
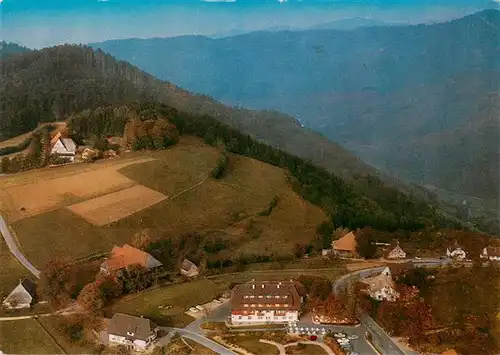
[0,214,40,278]
[333,259,450,355]
[159,327,238,355]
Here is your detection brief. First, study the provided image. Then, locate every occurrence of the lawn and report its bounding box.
[208,268,345,285]
[286,343,327,354]
[224,334,280,355]
[108,279,226,327]
[37,316,98,354]
[10,136,325,268]
[155,336,217,355]
[0,319,63,354]
[0,237,30,299]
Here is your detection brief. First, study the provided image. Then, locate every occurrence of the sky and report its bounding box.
[1,0,498,48]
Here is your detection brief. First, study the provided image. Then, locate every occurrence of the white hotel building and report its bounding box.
[230,281,301,325]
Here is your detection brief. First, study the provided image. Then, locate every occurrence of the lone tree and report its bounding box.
[355,229,377,259]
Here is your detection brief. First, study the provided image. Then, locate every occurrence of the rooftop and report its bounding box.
[231,281,301,311]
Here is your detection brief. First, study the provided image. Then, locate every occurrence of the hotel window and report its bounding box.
[238,316,242,319]
[284,304,289,307]
[283,295,288,298]
[258,295,263,298]
[251,304,256,307]
[244,304,248,307]
[258,304,263,307]
[275,295,280,298]
[250,295,255,298]
[266,295,271,298]
[244,295,248,299]
[258,316,263,320]
[275,303,280,307]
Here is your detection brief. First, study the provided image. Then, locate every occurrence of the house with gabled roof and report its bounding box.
[385,241,407,259]
[50,131,77,162]
[332,231,357,257]
[446,244,467,260]
[107,313,159,351]
[180,259,199,278]
[100,244,163,275]
[361,274,399,302]
[2,279,37,309]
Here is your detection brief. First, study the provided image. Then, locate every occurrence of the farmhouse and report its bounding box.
[230,281,301,325]
[100,244,163,275]
[107,313,159,351]
[480,246,500,261]
[446,246,467,260]
[180,259,199,278]
[2,279,37,309]
[331,231,357,257]
[362,274,399,302]
[50,132,77,162]
[385,242,407,259]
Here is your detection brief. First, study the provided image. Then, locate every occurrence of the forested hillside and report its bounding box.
[91,9,500,200]
[0,44,466,235]
[0,44,380,189]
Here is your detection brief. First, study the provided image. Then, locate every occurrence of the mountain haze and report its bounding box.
[90,9,500,200]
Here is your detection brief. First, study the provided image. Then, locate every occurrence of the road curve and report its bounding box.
[0,214,40,278]
[333,259,447,355]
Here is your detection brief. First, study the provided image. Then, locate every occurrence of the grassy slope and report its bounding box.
[0,238,30,299]
[11,136,324,268]
[109,279,225,327]
[0,319,63,354]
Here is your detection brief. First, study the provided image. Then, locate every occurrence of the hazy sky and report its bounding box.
[1,0,498,48]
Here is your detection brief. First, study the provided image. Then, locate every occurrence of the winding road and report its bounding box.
[0,214,40,278]
[332,259,450,355]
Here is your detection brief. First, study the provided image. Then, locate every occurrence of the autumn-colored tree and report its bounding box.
[77,282,104,316]
[38,258,77,308]
[96,274,123,302]
[131,229,154,250]
[123,118,142,148]
[298,275,332,301]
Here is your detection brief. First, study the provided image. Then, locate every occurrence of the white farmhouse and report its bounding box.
[362,274,399,302]
[230,281,301,325]
[446,246,467,260]
[2,279,37,309]
[480,246,500,261]
[107,313,159,351]
[385,242,407,259]
[50,132,77,162]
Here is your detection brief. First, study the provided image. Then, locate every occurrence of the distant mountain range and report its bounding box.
[90,9,500,201]
[210,17,397,38]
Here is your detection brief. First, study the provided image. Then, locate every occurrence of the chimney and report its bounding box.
[252,284,255,289]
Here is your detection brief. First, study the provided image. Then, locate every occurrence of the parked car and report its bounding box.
[213,299,222,304]
[309,335,317,341]
[189,307,199,312]
[348,335,359,340]
[414,257,422,260]
[334,333,346,338]
[195,305,205,311]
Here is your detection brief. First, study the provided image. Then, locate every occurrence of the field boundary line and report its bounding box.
[169,177,208,201]
[34,317,67,354]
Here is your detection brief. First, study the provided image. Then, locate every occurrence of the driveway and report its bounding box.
[0,214,40,278]
[159,327,237,355]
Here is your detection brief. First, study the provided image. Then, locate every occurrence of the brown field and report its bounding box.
[0,157,155,222]
[67,185,167,226]
[10,136,325,268]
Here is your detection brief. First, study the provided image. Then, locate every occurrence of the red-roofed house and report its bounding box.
[100,244,163,275]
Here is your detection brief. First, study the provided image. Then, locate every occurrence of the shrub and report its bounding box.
[211,151,229,179]
[257,196,279,216]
